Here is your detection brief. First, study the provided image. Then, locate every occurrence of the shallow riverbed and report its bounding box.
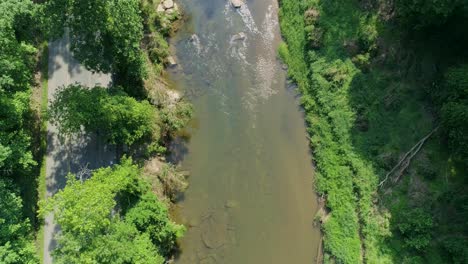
[168,0,321,263]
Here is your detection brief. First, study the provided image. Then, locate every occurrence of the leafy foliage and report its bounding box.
[279,0,468,263]
[0,179,37,264]
[125,192,185,256]
[436,65,468,161]
[40,158,184,264]
[395,0,468,27]
[395,208,434,251]
[160,101,193,137]
[49,85,157,146]
[44,0,147,82]
[0,0,39,174]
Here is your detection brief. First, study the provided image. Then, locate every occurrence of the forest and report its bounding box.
[279,0,467,263]
[0,0,190,263]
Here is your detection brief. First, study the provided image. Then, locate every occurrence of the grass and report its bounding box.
[35,41,49,264]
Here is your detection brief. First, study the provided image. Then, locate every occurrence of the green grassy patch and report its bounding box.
[36,41,49,263]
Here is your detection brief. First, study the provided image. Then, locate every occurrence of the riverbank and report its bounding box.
[278,0,468,263]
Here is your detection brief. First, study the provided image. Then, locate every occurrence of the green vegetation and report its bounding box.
[49,85,158,146]
[0,0,45,261]
[44,0,147,85]
[0,0,39,173]
[36,42,49,263]
[40,158,184,264]
[279,0,468,263]
[1,0,189,262]
[0,179,38,263]
[40,0,191,261]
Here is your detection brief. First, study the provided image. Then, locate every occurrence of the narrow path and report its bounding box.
[43,30,114,264]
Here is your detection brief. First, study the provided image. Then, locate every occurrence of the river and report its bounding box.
[168,0,321,263]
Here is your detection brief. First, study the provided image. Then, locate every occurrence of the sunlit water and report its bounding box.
[168,0,321,263]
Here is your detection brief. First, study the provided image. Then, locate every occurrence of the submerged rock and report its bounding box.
[201,211,228,249]
[225,200,239,208]
[231,0,243,8]
[188,218,200,227]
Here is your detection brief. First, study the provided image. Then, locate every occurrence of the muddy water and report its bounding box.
[169,0,321,263]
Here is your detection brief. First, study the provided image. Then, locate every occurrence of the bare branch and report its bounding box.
[378,126,439,188]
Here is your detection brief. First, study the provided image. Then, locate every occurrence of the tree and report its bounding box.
[0,179,37,264]
[431,65,468,161]
[396,208,434,251]
[395,0,468,27]
[0,0,39,174]
[126,192,185,256]
[49,85,158,146]
[44,0,147,82]
[41,158,184,263]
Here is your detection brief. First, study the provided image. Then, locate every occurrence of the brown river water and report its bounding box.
[168,0,321,263]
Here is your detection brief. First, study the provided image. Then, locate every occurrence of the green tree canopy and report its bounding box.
[44,0,146,82]
[396,208,434,251]
[49,85,158,146]
[0,179,37,264]
[0,0,39,174]
[40,158,184,264]
[434,65,468,160]
[395,0,468,27]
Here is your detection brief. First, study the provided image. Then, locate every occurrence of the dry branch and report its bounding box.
[378,126,439,188]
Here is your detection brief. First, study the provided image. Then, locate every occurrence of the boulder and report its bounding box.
[231,0,243,8]
[156,3,165,12]
[167,56,177,67]
[165,8,174,14]
[174,2,179,11]
[163,0,174,9]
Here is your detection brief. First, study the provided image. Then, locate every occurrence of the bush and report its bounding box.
[396,208,434,251]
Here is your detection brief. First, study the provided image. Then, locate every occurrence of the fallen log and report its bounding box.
[378,126,439,188]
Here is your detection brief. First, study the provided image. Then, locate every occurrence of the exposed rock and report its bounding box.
[167,56,177,67]
[156,3,165,12]
[165,89,181,108]
[174,2,179,11]
[231,32,246,42]
[230,0,243,8]
[165,8,175,15]
[163,0,174,9]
